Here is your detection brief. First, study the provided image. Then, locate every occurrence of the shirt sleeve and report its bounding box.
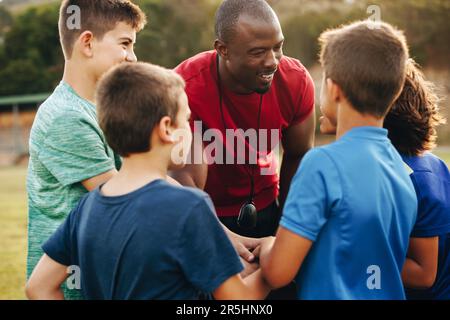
[280,148,342,241]
[176,195,244,294]
[41,199,82,266]
[291,69,315,126]
[38,112,116,187]
[410,172,450,238]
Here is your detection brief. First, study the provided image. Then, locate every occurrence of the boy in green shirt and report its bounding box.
[26,0,146,299]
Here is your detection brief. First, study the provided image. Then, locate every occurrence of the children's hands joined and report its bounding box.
[230,233,263,263]
[236,237,275,278]
[255,236,275,265]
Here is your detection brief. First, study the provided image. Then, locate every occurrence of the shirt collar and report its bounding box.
[58,80,96,110]
[340,126,389,141]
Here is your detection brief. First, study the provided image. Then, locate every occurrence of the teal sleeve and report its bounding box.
[38,112,115,186]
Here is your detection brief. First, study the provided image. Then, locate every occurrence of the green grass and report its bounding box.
[0,150,448,300]
[0,166,27,300]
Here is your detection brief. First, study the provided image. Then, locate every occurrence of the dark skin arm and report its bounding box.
[279,110,315,209]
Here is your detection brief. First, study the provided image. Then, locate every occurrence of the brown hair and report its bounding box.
[59,0,147,59]
[384,59,446,156]
[96,62,186,157]
[319,20,409,117]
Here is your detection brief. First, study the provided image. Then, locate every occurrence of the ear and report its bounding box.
[214,39,228,60]
[326,78,343,103]
[77,31,94,58]
[158,116,176,144]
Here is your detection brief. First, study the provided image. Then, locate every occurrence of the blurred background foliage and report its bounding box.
[0,0,449,142]
[0,0,450,96]
[0,0,449,96]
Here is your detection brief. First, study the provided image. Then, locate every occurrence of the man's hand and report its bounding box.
[279,110,315,210]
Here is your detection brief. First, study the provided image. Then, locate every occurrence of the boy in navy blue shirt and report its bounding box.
[25,62,270,300]
[258,20,417,299]
[384,59,450,300]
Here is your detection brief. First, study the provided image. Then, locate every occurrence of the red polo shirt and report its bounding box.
[175,50,314,217]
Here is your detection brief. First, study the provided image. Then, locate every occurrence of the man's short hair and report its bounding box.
[214,0,278,43]
[384,59,446,156]
[96,62,185,157]
[319,20,409,118]
[59,0,147,59]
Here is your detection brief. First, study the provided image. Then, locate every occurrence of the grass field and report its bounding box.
[0,151,449,300]
[0,166,27,300]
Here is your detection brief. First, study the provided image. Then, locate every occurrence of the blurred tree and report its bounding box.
[134,0,217,68]
[0,5,13,34]
[3,5,61,69]
[370,0,450,67]
[0,3,62,96]
[0,59,51,95]
[0,0,448,97]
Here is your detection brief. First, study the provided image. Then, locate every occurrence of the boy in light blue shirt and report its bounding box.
[258,20,417,299]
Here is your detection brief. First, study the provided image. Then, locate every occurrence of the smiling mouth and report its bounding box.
[258,71,276,82]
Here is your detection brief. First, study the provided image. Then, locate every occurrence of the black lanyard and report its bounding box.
[216,54,262,228]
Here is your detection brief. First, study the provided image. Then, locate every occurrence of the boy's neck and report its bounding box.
[101,151,169,197]
[336,102,384,140]
[62,60,97,104]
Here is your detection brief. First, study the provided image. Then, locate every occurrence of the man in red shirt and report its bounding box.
[172,0,315,266]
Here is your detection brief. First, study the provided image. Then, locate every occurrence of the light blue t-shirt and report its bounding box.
[281,127,417,300]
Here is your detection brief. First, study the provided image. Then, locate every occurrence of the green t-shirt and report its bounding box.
[26,81,121,299]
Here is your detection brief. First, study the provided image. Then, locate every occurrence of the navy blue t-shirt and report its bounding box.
[403,153,450,300]
[42,179,243,299]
